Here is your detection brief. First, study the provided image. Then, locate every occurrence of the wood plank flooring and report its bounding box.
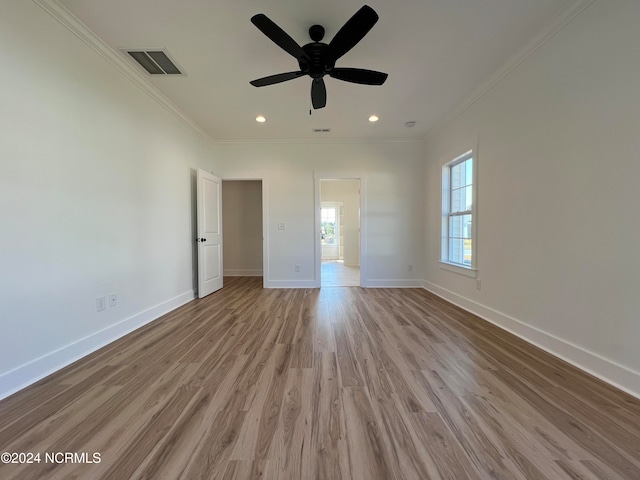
[1,276,640,479]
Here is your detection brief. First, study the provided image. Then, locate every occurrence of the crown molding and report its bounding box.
[32,0,423,148]
[35,0,591,148]
[424,0,596,140]
[33,0,217,146]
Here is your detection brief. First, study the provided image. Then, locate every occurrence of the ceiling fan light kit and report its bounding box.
[249,5,388,110]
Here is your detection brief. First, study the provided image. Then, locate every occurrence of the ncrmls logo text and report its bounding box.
[45,452,101,464]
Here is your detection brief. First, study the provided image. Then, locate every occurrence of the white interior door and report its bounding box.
[197,169,223,298]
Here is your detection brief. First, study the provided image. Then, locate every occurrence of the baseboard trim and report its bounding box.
[0,290,195,401]
[264,280,318,289]
[223,269,263,276]
[422,281,640,399]
[367,279,424,288]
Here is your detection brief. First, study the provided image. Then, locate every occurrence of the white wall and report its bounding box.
[423,0,640,396]
[321,180,361,266]
[0,2,216,398]
[215,142,424,288]
[222,180,263,276]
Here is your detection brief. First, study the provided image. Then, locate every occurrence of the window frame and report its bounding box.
[440,147,478,277]
[320,203,341,247]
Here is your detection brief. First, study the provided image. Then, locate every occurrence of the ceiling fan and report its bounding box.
[249,5,388,110]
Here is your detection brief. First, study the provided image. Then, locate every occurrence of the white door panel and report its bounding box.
[197,169,223,298]
[204,244,221,281]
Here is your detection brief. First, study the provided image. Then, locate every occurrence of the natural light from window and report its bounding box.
[442,150,475,271]
[321,207,337,245]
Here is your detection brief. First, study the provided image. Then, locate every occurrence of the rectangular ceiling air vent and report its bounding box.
[125,50,182,75]
[312,128,331,133]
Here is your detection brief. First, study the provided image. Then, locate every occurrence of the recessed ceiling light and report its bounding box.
[369,115,379,122]
[405,120,416,128]
[256,115,266,123]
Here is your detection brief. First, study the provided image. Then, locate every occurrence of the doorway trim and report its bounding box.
[314,173,367,287]
[221,174,269,288]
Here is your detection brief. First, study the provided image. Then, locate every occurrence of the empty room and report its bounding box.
[1,0,640,479]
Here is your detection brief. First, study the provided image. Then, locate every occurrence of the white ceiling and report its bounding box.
[58,0,575,141]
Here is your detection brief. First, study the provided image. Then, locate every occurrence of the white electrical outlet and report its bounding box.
[408,264,413,272]
[109,293,117,307]
[278,222,286,230]
[295,264,300,272]
[96,296,106,312]
[476,279,482,290]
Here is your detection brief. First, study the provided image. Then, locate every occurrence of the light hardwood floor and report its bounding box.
[321,260,360,287]
[1,277,639,479]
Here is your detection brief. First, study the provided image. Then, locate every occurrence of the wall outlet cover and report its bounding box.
[96,296,106,312]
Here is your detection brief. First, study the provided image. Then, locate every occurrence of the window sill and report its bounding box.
[439,261,477,278]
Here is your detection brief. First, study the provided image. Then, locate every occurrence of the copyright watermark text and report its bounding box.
[1,452,101,464]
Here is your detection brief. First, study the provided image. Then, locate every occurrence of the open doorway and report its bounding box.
[319,179,361,287]
[221,180,264,283]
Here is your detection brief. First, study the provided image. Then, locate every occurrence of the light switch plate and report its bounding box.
[277,222,286,230]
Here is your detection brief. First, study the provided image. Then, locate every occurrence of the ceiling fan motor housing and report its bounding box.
[300,41,334,78]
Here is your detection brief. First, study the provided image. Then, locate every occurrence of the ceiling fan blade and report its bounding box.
[330,68,388,85]
[311,78,327,109]
[250,71,305,87]
[251,14,310,62]
[328,5,379,61]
